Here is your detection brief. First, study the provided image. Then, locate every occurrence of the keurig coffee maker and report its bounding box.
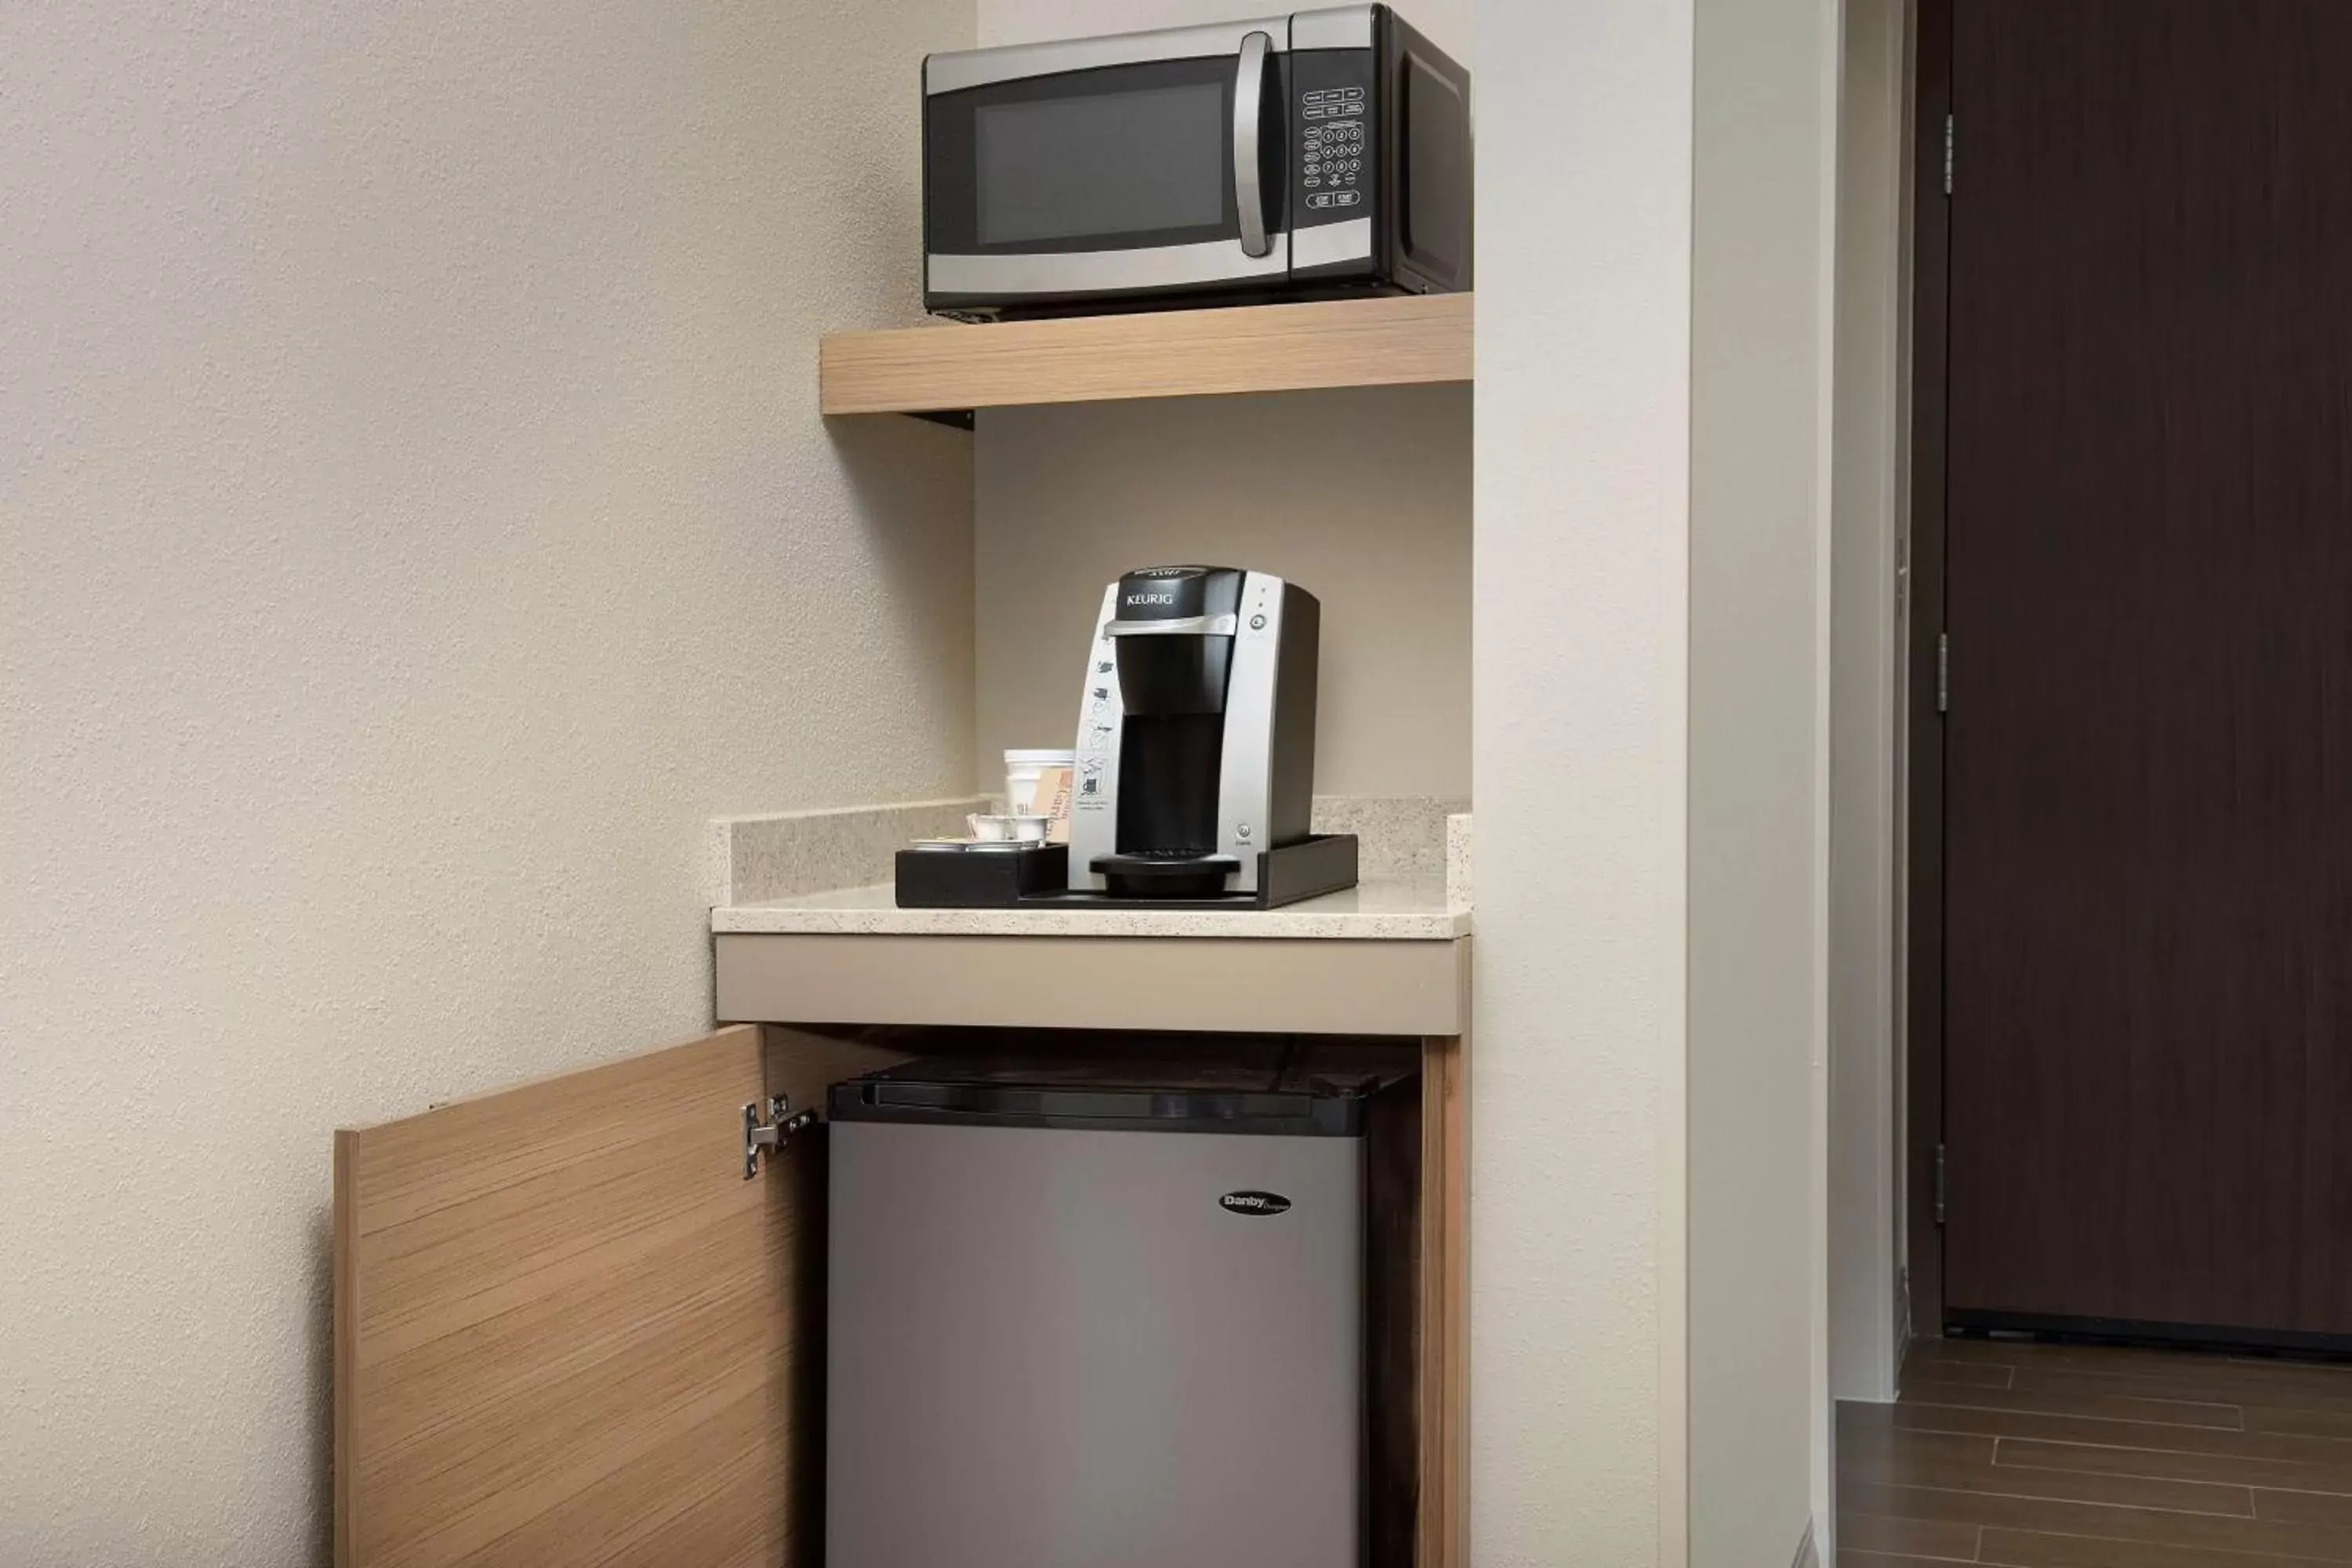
[891,564,1358,912]
[1063,566,1356,906]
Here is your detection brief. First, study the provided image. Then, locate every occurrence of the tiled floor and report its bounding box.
[1839,1335,2352,1565]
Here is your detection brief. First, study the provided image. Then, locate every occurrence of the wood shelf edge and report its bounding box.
[818,292,1473,416]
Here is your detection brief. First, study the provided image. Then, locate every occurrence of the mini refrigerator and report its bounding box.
[825,1053,1390,1568]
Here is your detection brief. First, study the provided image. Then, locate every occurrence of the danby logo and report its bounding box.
[1125,591,1177,607]
[1220,1190,1293,1217]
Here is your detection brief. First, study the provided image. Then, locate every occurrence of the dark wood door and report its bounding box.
[1941,0,2352,1341]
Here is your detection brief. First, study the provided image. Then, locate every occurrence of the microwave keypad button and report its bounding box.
[1344,86,1365,100]
[1334,191,1360,207]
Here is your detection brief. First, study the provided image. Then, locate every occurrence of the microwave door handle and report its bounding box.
[1233,31,1272,258]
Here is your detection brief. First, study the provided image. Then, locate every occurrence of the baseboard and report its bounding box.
[1896,1265,1914,1358]
[1947,1308,2352,1359]
[1894,1265,1915,1393]
[1792,1518,1819,1568]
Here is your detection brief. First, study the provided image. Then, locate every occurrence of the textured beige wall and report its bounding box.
[1472,1,1694,1562]
[0,0,973,1560]
[1687,0,1842,1559]
[972,388,1470,797]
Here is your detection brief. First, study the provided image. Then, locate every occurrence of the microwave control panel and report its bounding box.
[1291,47,1377,257]
[1300,87,1366,205]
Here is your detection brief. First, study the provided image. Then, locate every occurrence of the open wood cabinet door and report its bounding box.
[334,1025,875,1568]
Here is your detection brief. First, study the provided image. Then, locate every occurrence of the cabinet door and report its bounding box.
[334,1025,837,1568]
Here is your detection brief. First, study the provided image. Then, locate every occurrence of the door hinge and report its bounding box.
[1944,113,1955,196]
[1934,1142,1950,1225]
[743,1094,817,1179]
[1936,633,1951,713]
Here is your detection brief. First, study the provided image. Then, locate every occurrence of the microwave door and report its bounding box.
[924,20,1291,307]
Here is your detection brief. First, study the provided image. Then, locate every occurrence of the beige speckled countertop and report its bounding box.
[707,796,1472,942]
[712,874,1467,940]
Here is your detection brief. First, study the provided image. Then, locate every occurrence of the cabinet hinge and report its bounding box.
[1936,633,1951,713]
[743,1094,817,1179]
[1944,113,1955,197]
[1934,1143,1950,1225]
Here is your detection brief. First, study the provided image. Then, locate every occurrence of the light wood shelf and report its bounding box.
[818,292,1472,418]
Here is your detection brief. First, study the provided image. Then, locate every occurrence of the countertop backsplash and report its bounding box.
[710,794,1470,908]
[706,797,986,908]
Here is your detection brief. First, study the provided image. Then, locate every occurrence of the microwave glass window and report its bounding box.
[975,83,1225,246]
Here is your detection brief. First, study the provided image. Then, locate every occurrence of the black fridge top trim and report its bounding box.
[826,1054,1399,1137]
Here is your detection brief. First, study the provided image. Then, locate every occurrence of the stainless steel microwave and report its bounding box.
[921,5,1470,318]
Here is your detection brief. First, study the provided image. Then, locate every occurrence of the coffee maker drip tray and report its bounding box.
[1088,849,1242,899]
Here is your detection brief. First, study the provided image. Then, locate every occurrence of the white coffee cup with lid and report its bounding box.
[1004,748,1076,815]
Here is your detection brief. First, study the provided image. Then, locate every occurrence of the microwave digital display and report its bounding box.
[975,83,1226,245]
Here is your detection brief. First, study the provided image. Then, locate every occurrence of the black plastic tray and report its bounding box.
[894,843,1068,908]
[892,833,1359,913]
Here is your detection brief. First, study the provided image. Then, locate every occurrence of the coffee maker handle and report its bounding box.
[1234,31,1272,259]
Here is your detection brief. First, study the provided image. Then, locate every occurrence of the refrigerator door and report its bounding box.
[826,1120,1363,1568]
